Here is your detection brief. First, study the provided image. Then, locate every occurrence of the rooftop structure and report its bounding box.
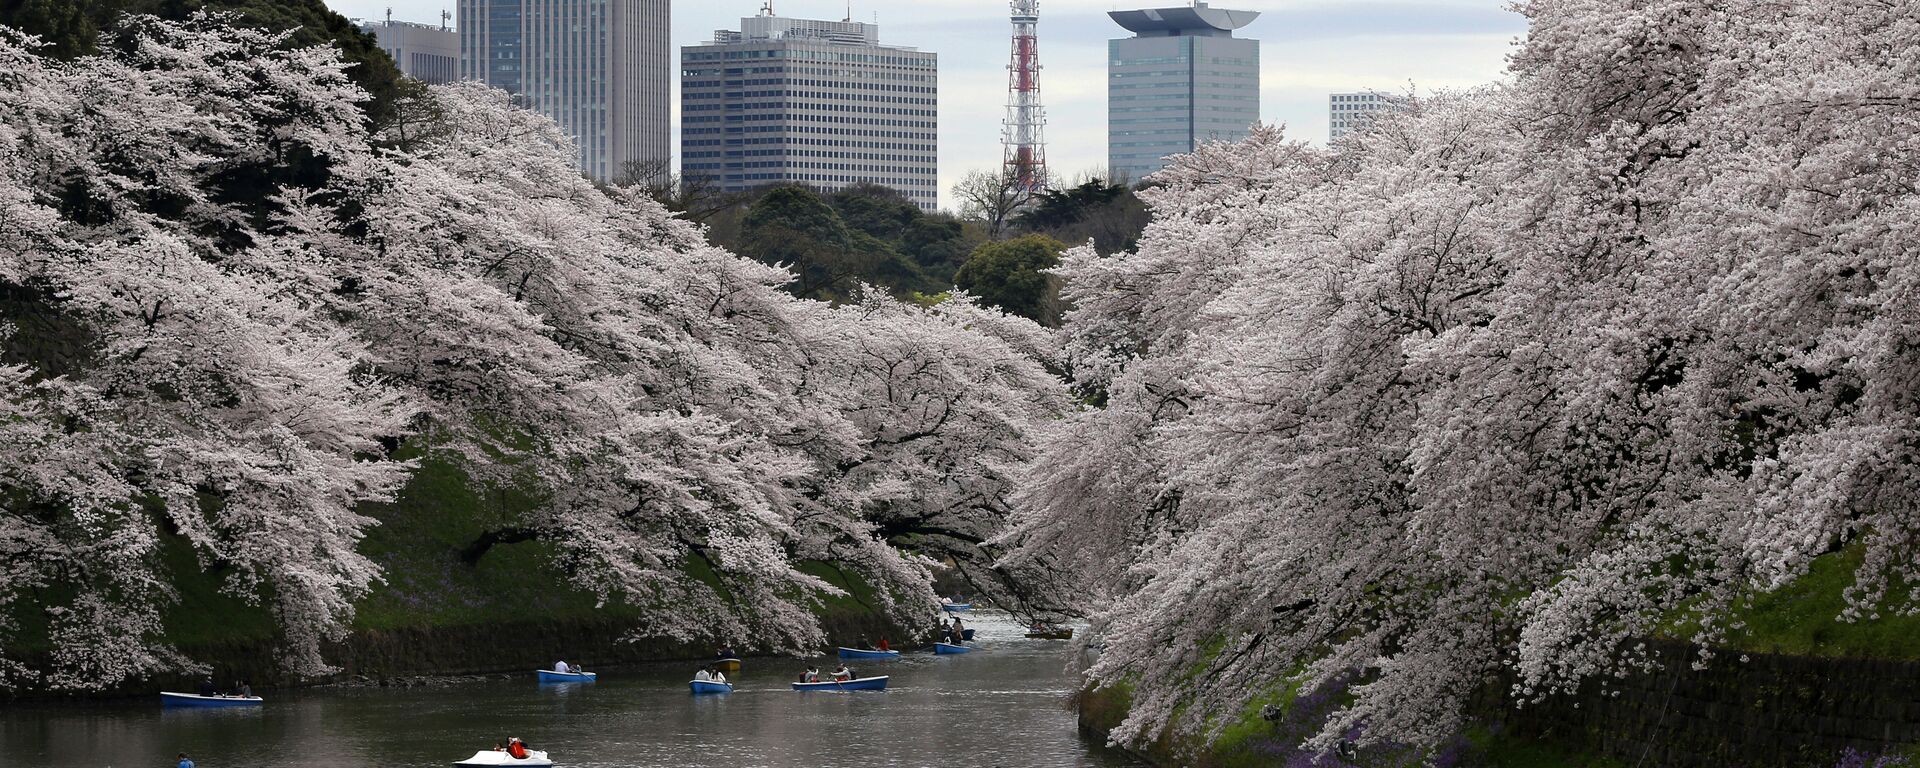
[681,10,939,211]
[358,14,458,85]
[1107,3,1261,183]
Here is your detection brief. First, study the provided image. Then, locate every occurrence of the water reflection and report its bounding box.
[2,611,1136,768]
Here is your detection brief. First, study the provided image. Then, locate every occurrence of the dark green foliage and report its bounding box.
[1,0,98,57]
[1012,178,1151,255]
[0,283,96,381]
[902,217,971,278]
[1016,180,1128,231]
[1,0,409,126]
[830,183,920,241]
[739,185,956,301]
[954,234,1068,326]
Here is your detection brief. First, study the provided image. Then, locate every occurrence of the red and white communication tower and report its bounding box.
[1003,0,1048,193]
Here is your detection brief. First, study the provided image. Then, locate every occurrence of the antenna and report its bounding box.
[760,1,774,16]
[1003,0,1048,194]
[844,1,852,22]
[441,9,451,31]
[384,6,392,25]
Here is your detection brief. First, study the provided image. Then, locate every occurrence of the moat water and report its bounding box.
[2,611,1137,767]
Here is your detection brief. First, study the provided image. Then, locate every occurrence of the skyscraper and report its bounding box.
[1329,91,1407,141]
[458,0,670,182]
[681,12,939,211]
[1107,2,1260,184]
[360,15,459,85]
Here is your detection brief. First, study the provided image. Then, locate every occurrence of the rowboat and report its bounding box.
[941,602,972,613]
[535,669,597,683]
[933,642,971,654]
[836,647,901,660]
[454,749,552,766]
[689,679,734,695]
[792,675,889,691]
[1025,628,1073,640]
[715,657,742,674]
[963,628,976,641]
[160,692,262,708]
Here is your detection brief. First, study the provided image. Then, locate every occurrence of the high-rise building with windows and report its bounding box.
[681,12,939,211]
[1107,3,1260,184]
[1329,91,1407,141]
[360,16,460,85]
[458,0,670,182]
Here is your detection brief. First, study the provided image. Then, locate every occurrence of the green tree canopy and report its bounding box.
[830,183,921,241]
[953,234,1067,326]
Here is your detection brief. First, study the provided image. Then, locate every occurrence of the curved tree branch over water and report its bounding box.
[1001,0,1920,754]
[0,13,1068,690]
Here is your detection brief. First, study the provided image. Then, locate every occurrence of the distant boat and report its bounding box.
[933,642,971,654]
[836,647,901,660]
[160,692,262,708]
[792,675,889,691]
[1025,628,1073,640]
[454,749,553,766]
[536,669,598,683]
[715,657,742,674]
[963,628,976,641]
[689,679,734,695]
[941,602,972,613]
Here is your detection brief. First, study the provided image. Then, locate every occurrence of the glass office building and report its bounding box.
[681,13,939,211]
[1107,3,1260,184]
[458,0,670,182]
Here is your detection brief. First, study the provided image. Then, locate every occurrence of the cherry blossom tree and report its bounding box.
[0,13,1070,688]
[0,16,411,687]
[1005,0,1920,755]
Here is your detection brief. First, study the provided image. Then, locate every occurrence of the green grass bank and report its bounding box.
[12,451,910,697]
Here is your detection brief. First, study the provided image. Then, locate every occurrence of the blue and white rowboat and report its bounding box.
[160,692,263,708]
[536,669,598,683]
[792,675,889,691]
[836,647,901,660]
[941,602,972,613]
[933,642,971,654]
[689,679,733,695]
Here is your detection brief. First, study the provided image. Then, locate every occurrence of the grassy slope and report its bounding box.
[144,447,887,661]
[1129,545,1920,767]
[1707,545,1920,660]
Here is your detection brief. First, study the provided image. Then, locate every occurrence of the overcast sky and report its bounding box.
[323,0,1524,210]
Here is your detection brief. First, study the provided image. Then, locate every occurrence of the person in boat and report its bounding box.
[856,635,875,650]
[552,660,570,674]
[694,666,713,682]
[877,636,890,652]
[948,616,967,644]
[177,752,194,768]
[716,645,736,659]
[197,677,217,697]
[567,662,582,674]
[800,666,820,683]
[710,667,727,684]
[506,737,530,760]
[236,679,253,698]
[831,664,853,682]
